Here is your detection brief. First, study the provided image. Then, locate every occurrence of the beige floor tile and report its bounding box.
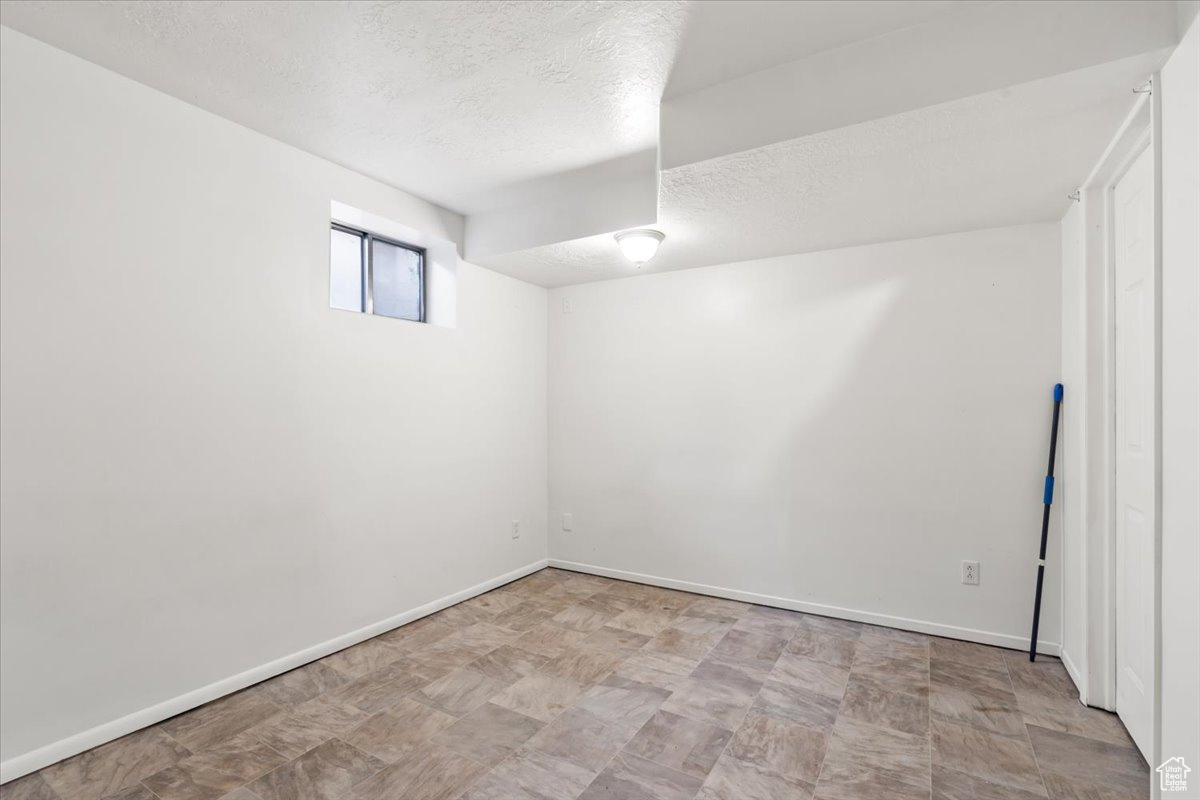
[751,679,842,733]
[285,695,371,739]
[8,571,1147,800]
[573,676,672,731]
[459,588,526,619]
[249,662,346,708]
[248,712,336,760]
[109,787,173,800]
[929,681,1025,738]
[580,625,653,655]
[319,638,406,680]
[578,752,704,800]
[326,656,441,714]
[839,676,929,737]
[512,622,590,659]
[525,708,638,772]
[431,603,495,628]
[341,697,458,762]
[409,632,506,671]
[41,726,191,800]
[552,603,616,633]
[930,657,1013,696]
[164,731,286,784]
[794,614,863,641]
[930,639,1009,673]
[487,601,558,633]
[541,648,623,685]
[850,646,929,699]
[624,709,733,779]
[248,738,385,800]
[0,773,63,800]
[1003,653,1078,699]
[140,760,246,800]
[858,625,930,650]
[607,605,678,637]
[668,615,734,640]
[637,588,696,615]
[1026,724,1147,800]
[932,765,1048,800]
[705,630,788,677]
[458,748,595,800]
[727,710,827,784]
[678,596,751,624]
[348,741,487,800]
[815,717,931,800]
[698,752,815,800]
[732,606,803,639]
[490,671,588,722]
[785,629,858,669]
[161,691,282,753]
[215,789,260,800]
[1013,689,1135,748]
[659,673,758,731]
[377,617,456,651]
[771,651,851,699]
[610,651,700,692]
[642,626,722,661]
[412,668,507,717]
[432,702,543,766]
[931,718,1046,796]
[467,644,549,684]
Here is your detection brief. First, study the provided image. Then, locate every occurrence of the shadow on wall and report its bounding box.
[554,226,1061,642]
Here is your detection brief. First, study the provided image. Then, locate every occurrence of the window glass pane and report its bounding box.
[371,239,422,321]
[330,228,364,312]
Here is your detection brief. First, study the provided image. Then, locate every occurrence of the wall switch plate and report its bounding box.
[511,520,520,539]
[962,561,980,585]
[562,298,573,314]
[562,513,573,532]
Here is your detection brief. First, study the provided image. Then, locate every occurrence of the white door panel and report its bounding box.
[1114,144,1155,760]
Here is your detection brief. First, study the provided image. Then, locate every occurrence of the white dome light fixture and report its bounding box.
[614,228,665,267]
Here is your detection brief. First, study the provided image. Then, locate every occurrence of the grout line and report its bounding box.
[1003,655,1053,799]
[811,632,858,797]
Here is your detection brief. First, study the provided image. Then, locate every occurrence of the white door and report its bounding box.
[1114,144,1156,759]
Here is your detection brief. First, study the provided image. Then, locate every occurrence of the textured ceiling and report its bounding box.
[0,0,688,213]
[0,1,1180,288]
[663,0,964,98]
[478,53,1164,287]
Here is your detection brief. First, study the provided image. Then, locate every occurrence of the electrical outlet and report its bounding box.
[962,561,980,585]
[562,513,573,532]
[511,520,520,540]
[562,298,573,314]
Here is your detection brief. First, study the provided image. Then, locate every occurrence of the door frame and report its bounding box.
[1068,74,1162,780]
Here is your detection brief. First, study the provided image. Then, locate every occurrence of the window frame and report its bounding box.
[330,221,426,323]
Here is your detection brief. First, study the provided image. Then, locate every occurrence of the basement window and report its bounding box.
[329,222,425,322]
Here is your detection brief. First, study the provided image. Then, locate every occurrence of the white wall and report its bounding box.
[0,26,547,773]
[1159,11,1199,775]
[548,224,1062,650]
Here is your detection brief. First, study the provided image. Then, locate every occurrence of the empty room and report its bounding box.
[1,1,1197,799]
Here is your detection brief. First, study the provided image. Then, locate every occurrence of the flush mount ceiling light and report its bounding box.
[614,229,665,266]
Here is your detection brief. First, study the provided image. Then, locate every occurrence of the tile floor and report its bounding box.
[1,568,1150,800]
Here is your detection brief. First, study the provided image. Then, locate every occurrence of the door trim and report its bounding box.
[1067,72,1162,784]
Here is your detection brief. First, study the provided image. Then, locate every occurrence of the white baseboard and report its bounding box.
[0,558,549,785]
[548,559,1062,657]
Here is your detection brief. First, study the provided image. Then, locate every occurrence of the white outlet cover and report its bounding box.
[511,520,520,539]
[961,561,980,585]
[562,513,573,532]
